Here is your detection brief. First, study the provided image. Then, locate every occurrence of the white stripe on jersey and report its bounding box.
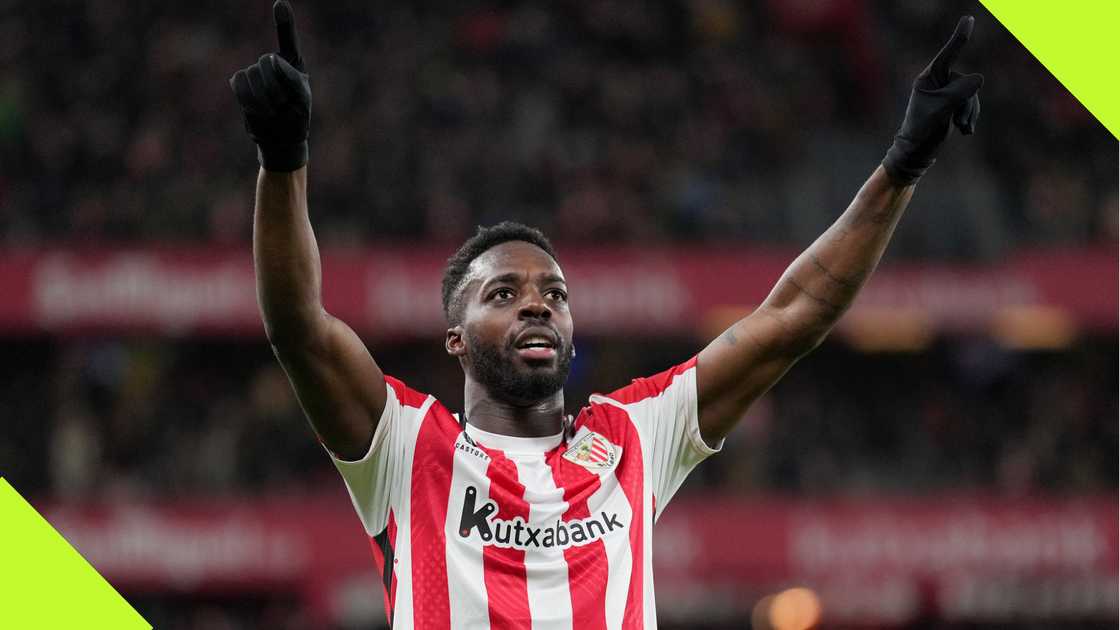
[626,400,658,630]
[512,454,574,630]
[589,463,634,630]
[445,433,492,628]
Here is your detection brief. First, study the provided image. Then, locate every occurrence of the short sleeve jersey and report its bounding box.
[328,357,721,629]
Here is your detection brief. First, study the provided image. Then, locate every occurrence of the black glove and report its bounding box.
[230,1,311,172]
[883,16,984,185]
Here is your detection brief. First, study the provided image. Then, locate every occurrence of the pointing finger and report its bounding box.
[274,0,304,72]
[931,16,974,79]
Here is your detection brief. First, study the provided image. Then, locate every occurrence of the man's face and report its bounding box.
[448,241,575,406]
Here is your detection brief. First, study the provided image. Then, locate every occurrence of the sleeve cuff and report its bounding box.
[323,381,395,465]
[686,362,724,457]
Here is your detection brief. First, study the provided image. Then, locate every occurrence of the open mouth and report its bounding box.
[514,332,558,361]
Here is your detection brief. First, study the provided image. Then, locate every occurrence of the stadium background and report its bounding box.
[1,0,1116,628]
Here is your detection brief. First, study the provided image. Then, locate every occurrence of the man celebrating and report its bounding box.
[231,2,982,628]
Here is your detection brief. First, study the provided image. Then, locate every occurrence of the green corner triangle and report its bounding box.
[980,0,1119,139]
[0,478,150,629]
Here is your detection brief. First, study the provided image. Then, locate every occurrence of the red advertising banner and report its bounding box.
[0,246,1115,337]
[39,494,1118,626]
[653,494,1118,624]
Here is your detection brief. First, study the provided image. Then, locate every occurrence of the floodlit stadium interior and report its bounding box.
[1,1,1116,628]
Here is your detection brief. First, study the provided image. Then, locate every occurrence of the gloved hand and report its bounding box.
[230,1,311,172]
[882,16,984,185]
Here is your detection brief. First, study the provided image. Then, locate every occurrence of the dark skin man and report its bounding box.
[232,4,983,626]
[255,163,909,457]
[236,5,981,460]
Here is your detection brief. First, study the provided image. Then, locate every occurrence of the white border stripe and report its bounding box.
[590,451,635,630]
[514,454,573,630]
[445,435,492,629]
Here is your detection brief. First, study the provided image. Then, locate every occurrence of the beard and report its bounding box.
[466,329,574,405]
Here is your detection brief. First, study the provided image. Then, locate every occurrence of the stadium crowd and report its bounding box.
[3,2,1116,627]
[4,336,1114,500]
[2,0,1116,257]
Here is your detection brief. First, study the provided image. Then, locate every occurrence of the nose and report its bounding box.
[518,291,551,321]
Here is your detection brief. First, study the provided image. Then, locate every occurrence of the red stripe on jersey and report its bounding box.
[385,374,430,408]
[478,449,533,628]
[591,405,646,628]
[601,356,697,405]
[410,406,457,629]
[547,450,609,630]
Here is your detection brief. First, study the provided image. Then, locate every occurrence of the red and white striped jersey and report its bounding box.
[328,356,722,629]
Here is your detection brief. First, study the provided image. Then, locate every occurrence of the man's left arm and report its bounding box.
[696,16,984,445]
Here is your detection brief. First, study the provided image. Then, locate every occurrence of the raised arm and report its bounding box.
[232,1,385,460]
[696,16,984,445]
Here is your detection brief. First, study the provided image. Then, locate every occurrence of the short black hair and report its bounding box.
[441,221,560,325]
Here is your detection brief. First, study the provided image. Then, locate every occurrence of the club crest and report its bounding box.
[562,431,618,471]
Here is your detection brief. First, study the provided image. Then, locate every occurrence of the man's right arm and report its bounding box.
[233,2,386,461]
[254,166,386,461]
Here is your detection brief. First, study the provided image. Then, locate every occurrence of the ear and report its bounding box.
[446,325,466,357]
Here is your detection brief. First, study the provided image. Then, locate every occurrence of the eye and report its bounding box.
[490,288,515,301]
[547,289,568,302]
